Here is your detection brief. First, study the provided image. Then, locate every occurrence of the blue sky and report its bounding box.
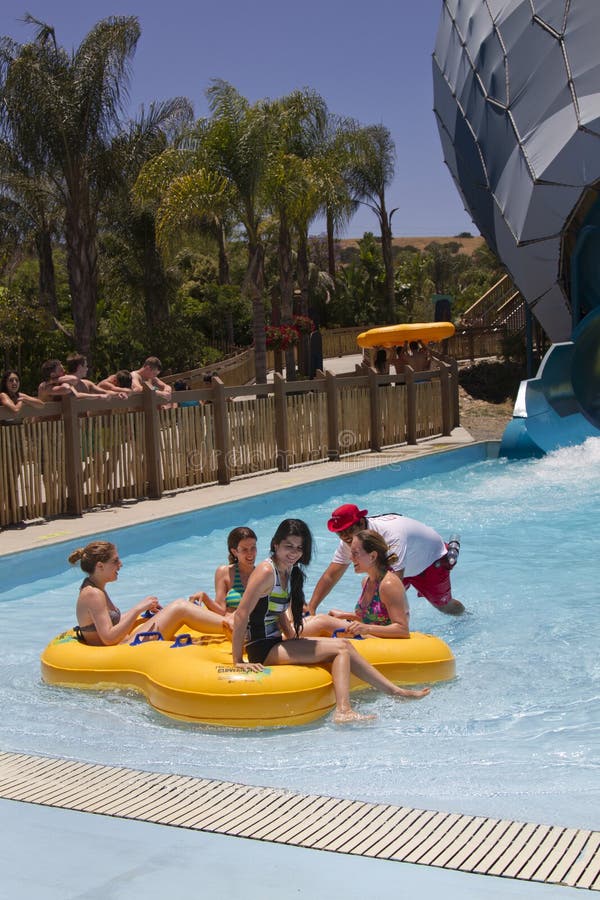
[2,0,476,239]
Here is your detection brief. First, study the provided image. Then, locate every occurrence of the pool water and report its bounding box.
[1,441,599,830]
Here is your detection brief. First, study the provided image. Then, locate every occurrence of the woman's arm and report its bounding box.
[278,611,296,640]
[210,564,233,614]
[231,561,274,668]
[328,608,361,621]
[189,563,233,615]
[19,392,45,409]
[79,587,161,646]
[0,392,20,413]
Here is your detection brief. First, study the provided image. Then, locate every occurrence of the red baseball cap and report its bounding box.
[327,504,368,533]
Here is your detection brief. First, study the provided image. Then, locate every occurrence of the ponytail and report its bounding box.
[289,565,305,638]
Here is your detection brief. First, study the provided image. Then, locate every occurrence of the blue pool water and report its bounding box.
[1,441,599,830]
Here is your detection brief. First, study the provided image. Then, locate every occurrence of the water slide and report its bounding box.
[432,1,600,458]
[499,309,600,458]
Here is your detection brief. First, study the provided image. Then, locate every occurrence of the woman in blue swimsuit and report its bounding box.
[231,519,429,724]
[190,527,257,615]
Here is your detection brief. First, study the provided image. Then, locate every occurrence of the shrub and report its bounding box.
[459,360,525,403]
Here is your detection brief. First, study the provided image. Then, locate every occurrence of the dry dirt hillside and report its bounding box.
[339,235,485,256]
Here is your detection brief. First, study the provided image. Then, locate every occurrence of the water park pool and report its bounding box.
[1,441,598,832]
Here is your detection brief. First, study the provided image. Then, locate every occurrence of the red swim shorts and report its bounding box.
[403,559,453,608]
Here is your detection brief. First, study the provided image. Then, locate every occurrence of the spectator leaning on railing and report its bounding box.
[0,370,44,416]
[131,357,172,401]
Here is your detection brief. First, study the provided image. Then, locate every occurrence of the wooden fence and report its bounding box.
[0,361,458,526]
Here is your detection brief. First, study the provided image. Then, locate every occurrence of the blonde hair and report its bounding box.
[68,541,115,574]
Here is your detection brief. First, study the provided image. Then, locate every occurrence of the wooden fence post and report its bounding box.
[447,357,460,428]
[62,394,83,516]
[325,370,340,460]
[142,386,162,499]
[438,361,452,436]
[405,367,417,445]
[274,373,290,472]
[368,368,382,452]
[212,377,231,485]
[468,329,476,361]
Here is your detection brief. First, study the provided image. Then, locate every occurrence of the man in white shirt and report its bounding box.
[308,503,464,616]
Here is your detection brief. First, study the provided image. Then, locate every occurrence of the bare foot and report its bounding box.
[332,709,377,724]
[393,686,430,699]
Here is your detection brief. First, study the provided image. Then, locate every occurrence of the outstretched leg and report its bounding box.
[343,640,430,699]
[136,599,226,641]
[265,637,429,723]
[299,614,350,637]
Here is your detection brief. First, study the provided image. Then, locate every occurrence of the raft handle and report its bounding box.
[130,631,164,645]
[170,633,193,648]
[332,628,364,640]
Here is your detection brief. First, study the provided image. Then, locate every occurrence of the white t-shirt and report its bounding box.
[331,514,446,577]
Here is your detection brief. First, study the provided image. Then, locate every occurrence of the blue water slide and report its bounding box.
[500,308,600,458]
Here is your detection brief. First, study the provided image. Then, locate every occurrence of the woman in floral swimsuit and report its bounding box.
[303,529,411,639]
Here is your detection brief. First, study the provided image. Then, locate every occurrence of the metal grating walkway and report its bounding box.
[1,750,598,891]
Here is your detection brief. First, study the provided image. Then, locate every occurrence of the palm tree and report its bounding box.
[133,135,236,346]
[136,82,273,382]
[347,124,398,321]
[103,98,193,333]
[0,144,61,318]
[317,113,360,284]
[204,81,275,383]
[260,89,329,377]
[0,15,141,359]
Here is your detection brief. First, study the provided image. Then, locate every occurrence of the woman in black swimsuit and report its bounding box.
[231,519,429,724]
[70,540,226,646]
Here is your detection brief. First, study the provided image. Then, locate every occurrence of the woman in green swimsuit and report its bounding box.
[189,527,257,615]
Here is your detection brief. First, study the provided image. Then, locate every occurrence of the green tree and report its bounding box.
[347,125,398,321]
[0,142,62,319]
[101,98,193,336]
[395,250,435,321]
[136,81,273,382]
[0,15,141,360]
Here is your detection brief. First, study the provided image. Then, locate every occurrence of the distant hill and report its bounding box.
[338,235,485,256]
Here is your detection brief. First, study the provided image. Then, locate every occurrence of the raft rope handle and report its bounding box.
[332,628,364,640]
[130,631,164,645]
[170,633,193,648]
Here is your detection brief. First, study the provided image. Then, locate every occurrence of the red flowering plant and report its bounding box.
[265,323,300,350]
[292,315,315,335]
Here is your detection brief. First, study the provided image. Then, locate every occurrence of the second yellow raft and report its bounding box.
[357,322,455,348]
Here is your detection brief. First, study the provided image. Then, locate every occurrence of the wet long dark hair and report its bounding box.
[270,518,313,638]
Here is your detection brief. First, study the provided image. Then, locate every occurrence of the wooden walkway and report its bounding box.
[0,750,598,891]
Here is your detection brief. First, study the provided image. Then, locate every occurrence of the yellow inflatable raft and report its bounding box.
[357,322,455,348]
[41,630,455,728]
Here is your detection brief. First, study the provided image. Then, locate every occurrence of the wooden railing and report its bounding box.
[165,327,372,388]
[444,326,507,361]
[164,348,256,388]
[0,362,458,527]
[461,273,526,334]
